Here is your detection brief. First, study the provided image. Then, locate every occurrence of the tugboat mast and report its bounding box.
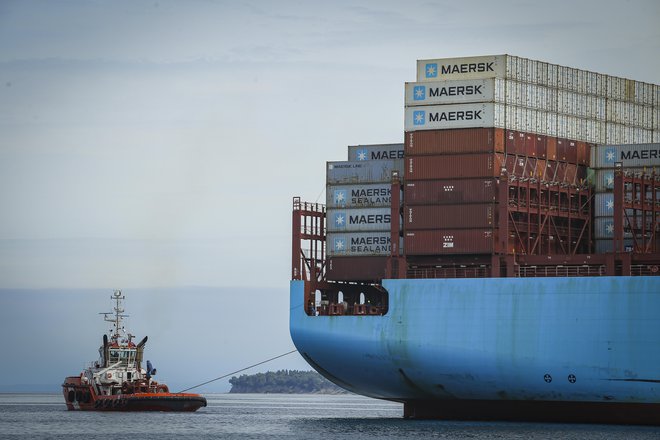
[101,290,130,344]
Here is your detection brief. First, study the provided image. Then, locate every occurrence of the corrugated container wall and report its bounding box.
[347,144,404,161]
[405,204,495,229]
[405,229,497,255]
[326,207,398,233]
[327,160,404,184]
[326,256,389,281]
[326,183,401,208]
[405,128,505,155]
[406,154,504,180]
[404,179,498,205]
[590,144,660,169]
[327,232,403,257]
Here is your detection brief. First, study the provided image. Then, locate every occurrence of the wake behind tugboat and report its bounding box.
[62,290,206,412]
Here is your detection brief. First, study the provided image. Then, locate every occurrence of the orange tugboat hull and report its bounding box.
[62,376,207,412]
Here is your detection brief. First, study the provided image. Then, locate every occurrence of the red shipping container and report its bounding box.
[536,135,548,159]
[535,159,547,180]
[565,163,577,185]
[524,157,537,178]
[404,178,498,205]
[545,160,558,181]
[505,131,526,155]
[326,256,389,281]
[565,139,578,164]
[404,128,505,156]
[525,133,537,157]
[556,138,567,162]
[405,203,495,230]
[405,153,505,180]
[510,155,527,177]
[405,229,497,255]
[546,137,557,160]
[554,161,567,183]
[576,141,591,166]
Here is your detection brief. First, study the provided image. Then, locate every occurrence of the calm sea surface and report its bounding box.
[1,393,659,439]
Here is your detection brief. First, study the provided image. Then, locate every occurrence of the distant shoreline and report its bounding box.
[229,370,348,394]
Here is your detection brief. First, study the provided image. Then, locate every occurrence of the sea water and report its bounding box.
[0,393,659,439]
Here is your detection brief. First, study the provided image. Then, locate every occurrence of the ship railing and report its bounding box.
[407,266,491,279]
[517,265,607,277]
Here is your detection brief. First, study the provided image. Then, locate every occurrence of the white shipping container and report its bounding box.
[417,55,506,82]
[326,183,401,208]
[404,79,495,106]
[404,103,495,131]
[327,232,402,257]
[326,207,400,233]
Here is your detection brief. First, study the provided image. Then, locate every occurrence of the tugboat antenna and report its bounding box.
[100,289,129,340]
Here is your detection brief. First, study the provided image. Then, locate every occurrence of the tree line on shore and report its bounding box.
[229,370,348,394]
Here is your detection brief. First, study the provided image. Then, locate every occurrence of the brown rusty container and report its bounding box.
[565,163,577,185]
[576,141,591,165]
[524,133,538,157]
[508,155,528,178]
[524,157,537,178]
[404,228,497,255]
[535,159,547,180]
[554,161,567,183]
[545,160,558,182]
[546,137,557,161]
[565,139,578,163]
[556,138,567,162]
[404,128,505,156]
[405,153,505,180]
[506,130,525,155]
[404,178,498,205]
[536,134,548,159]
[326,256,388,281]
[405,203,495,230]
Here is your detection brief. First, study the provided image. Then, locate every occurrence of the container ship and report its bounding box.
[289,55,660,425]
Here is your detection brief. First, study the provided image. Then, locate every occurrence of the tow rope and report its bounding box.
[177,349,299,393]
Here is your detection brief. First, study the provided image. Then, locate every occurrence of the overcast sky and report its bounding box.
[0,0,659,391]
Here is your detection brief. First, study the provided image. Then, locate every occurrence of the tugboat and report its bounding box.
[62,290,207,411]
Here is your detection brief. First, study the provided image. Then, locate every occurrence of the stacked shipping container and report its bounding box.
[321,54,659,281]
[403,55,611,260]
[410,55,659,144]
[325,146,404,281]
[589,143,660,252]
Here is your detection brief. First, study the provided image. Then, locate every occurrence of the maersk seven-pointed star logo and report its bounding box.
[413,85,426,100]
[413,110,425,126]
[604,148,616,163]
[605,172,614,188]
[356,148,369,161]
[605,222,614,235]
[334,190,347,205]
[334,237,346,252]
[425,63,438,78]
[334,212,346,227]
[605,196,614,211]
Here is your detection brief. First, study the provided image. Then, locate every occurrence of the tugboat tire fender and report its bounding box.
[67,390,75,402]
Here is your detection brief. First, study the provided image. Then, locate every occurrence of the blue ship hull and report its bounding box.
[289,277,660,424]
